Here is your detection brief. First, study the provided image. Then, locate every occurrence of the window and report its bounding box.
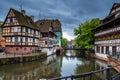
[45,41,47,44]
[33,39,35,43]
[15,37,18,42]
[97,46,100,53]
[24,48,26,51]
[8,18,14,23]
[106,46,109,54]
[35,39,37,43]
[16,48,19,51]
[49,27,52,31]
[7,18,10,23]
[18,27,21,32]
[18,37,21,42]
[28,28,30,33]
[25,37,28,42]
[25,28,28,33]
[22,37,25,42]
[36,31,39,35]
[28,38,31,42]
[23,27,26,32]
[30,38,32,42]
[14,27,18,32]
[101,46,104,53]
[34,30,36,35]
[40,22,43,25]
[11,27,14,32]
[10,18,13,23]
[32,30,34,34]
[12,37,15,42]
[6,37,11,42]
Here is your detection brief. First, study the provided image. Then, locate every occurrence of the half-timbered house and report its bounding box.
[35,19,56,49]
[94,3,120,60]
[2,8,40,54]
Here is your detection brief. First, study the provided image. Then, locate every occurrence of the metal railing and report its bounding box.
[49,64,120,80]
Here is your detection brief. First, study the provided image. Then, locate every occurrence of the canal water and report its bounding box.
[0,50,117,80]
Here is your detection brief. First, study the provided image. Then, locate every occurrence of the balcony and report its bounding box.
[95,27,120,37]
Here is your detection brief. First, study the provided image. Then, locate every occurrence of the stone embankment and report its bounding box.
[0,52,47,65]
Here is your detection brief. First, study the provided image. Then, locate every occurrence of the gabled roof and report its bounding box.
[103,3,120,21]
[94,3,120,30]
[109,3,120,15]
[35,19,62,32]
[3,8,39,30]
[52,19,62,32]
[35,20,52,32]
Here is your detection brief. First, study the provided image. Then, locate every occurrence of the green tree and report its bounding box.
[61,38,67,47]
[74,18,100,49]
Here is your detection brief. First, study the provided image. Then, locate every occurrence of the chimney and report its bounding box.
[30,15,34,21]
[21,10,26,16]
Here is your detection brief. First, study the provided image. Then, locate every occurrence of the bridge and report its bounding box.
[63,47,81,50]
[49,64,120,80]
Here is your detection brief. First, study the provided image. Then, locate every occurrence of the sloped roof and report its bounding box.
[52,19,62,32]
[103,3,120,20]
[35,19,62,32]
[4,8,39,30]
[35,20,51,32]
[94,3,120,30]
[109,3,120,15]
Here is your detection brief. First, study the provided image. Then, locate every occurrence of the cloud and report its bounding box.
[63,32,75,41]
[0,0,118,41]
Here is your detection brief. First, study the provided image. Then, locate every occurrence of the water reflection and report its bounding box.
[0,50,117,80]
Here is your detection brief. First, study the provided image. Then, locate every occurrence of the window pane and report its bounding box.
[14,27,18,32]
[12,37,15,42]
[18,37,20,42]
[7,19,10,23]
[15,37,18,42]
[10,18,13,23]
[32,30,34,34]
[23,37,25,42]
[28,28,30,33]
[33,39,35,43]
[36,31,38,35]
[25,37,28,42]
[23,27,26,32]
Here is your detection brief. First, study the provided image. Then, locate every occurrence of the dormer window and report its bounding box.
[40,22,43,25]
[8,18,14,23]
[49,26,53,31]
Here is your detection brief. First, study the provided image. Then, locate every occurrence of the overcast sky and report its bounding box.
[0,0,118,41]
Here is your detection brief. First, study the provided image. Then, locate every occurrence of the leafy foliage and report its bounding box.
[0,21,2,25]
[74,18,100,49]
[61,37,67,47]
